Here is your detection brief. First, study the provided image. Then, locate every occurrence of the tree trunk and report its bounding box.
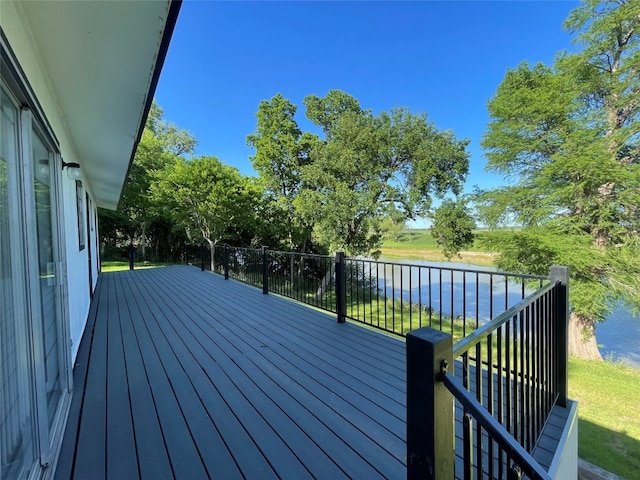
[141,224,147,260]
[568,312,602,360]
[203,238,214,272]
[316,262,336,300]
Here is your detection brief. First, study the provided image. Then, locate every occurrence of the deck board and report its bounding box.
[55,265,566,480]
[56,266,409,479]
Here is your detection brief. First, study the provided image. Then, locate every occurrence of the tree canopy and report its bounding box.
[248,90,470,256]
[476,0,640,358]
[151,156,260,249]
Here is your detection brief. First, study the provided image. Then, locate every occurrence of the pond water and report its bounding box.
[596,305,640,368]
[378,258,640,369]
[374,258,537,324]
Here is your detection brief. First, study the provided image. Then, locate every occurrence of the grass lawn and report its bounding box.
[381,229,497,266]
[101,260,177,272]
[569,357,640,479]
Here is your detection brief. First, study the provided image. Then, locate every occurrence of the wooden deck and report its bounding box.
[54,266,407,479]
[54,265,570,479]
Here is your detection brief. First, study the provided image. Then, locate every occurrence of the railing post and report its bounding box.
[224,243,229,280]
[200,242,205,271]
[335,252,347,323]
[128,243,134,270]
[406,327,454,479]
[550,265,569,407]
[262,246,269,294]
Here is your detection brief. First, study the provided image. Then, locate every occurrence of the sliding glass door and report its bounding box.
[1,85,38,480]
[1,83,70,478]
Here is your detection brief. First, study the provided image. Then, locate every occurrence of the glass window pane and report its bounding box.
[1,88,37,479]
[31,131,63,428]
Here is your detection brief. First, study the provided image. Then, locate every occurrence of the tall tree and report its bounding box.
[298,91,469,256]
[100,100,196,259]
[246,93,318,251]
[476,0,640,359]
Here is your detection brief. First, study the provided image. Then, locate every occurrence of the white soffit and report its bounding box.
[20,0,175,209]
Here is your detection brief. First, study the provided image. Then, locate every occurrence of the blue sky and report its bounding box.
[155,0,580,210]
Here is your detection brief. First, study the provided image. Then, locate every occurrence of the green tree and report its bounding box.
[246,93,318,251]
[304,89,362,136]
[298,91,470,256]
[151,156,260,268]
[100,101,196,259]
[476,0,640,359]
[431,200,476,260]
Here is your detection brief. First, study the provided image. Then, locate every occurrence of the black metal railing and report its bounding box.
[226,245,263,285]
[184,244,549,341]
[266,250,336,312]
[406,266,569,480]
[343,258,547,340]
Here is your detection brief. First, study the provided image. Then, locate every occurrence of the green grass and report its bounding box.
[382,229,490,251]
[382,228,441,249]
[569,357,640,479]
[381,229,497,266]
[345,295,472,341]
[100,260,177,272]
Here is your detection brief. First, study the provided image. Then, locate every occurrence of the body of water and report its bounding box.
[596,305,640,368]
[378,257,640,369]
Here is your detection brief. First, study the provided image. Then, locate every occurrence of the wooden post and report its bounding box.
[550,265,569,407]
[262,246,269,294]
[224,243,229,280]
[335,252,347,323]
[406,327,454,479]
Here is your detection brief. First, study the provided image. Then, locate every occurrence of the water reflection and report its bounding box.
[596,305,640,368]
[375,258,537,324]
[378,258,640,369]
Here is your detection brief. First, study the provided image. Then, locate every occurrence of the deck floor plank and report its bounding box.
[54,276,103,480]
[122,272,235,480]
[163,270,406,427]
[56,265,565,480]
[139,266,391,479]
[71,273,110,478]
[106,274,139,479]
[114,273,174,480]
[133,270,305,479]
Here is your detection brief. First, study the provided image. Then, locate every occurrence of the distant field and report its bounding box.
[381,229,496,266]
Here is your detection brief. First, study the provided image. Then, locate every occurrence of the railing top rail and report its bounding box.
[442,373,551,480]
[268,249,333,260]
[226,245,261,251]
[344,256,549,281]
[452,280,557,358]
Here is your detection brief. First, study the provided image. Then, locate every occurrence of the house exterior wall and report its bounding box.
[3,0,96,361]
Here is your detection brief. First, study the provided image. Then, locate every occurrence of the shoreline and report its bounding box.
[379,247,497,267]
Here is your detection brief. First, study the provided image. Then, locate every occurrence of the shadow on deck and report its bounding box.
[55,266,407,479]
